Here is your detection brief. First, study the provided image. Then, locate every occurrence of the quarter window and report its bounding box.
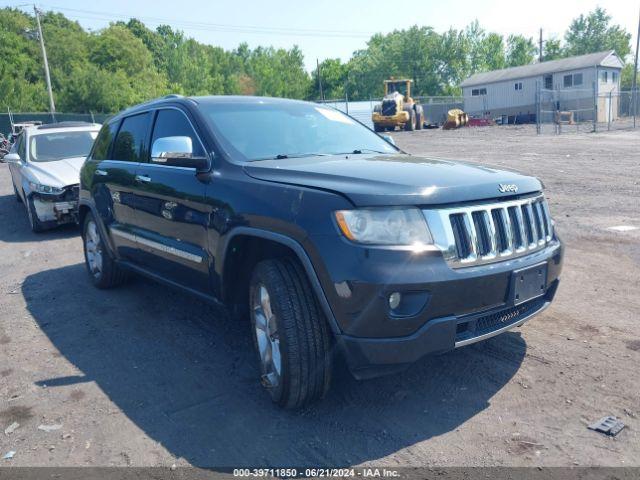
[112,113,151,162]
[151,109,205,158]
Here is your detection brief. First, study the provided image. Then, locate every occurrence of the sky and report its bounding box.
[4,0,639,71]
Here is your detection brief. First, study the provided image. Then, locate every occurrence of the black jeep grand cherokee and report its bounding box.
[79,95,563,408]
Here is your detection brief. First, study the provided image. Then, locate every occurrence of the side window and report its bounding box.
[91,121,119,161]
[151,109,206,157]
[112,113,151,162]
[17,134,26,159]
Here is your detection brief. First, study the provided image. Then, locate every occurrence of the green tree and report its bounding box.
[506,35,536,67]
[564,7,631,58]
[543,38,564,61]
[311,58,348,100]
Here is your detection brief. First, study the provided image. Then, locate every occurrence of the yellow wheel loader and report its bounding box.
[372,79,424,132]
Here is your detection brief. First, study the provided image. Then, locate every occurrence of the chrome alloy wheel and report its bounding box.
[85,220,103,277]
[252,284,282,389]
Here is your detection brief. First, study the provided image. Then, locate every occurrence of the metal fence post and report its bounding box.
[592,82,597,133]
[536,82,540,134]
[608,91,612,131]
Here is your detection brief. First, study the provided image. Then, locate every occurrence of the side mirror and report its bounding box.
[151,136,209,171]
[380,134,396,146]
[2,153,22,165]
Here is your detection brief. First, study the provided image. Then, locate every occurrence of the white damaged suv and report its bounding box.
[3,122,100,232]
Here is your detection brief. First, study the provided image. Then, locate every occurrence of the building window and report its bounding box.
[544,75,553,90]
[514,82,523,91]
[471,88,487,96]
[612,71,618,83]
[574,73,583,86]
[563,74,573,88]
[601,71,608,83]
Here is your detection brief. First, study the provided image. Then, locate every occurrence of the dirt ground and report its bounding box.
[0,125,639,468]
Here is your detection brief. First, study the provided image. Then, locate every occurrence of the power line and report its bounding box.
[32,4,375,38]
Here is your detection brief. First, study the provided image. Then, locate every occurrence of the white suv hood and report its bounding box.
[27,156,86,188]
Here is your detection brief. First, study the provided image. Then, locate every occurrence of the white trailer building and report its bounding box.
[461,50,624,123]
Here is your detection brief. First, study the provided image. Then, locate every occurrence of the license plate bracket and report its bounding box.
[511,263,547,305]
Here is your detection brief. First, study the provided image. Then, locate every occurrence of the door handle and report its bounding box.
[135,174,151,183]
[95,169,108,176]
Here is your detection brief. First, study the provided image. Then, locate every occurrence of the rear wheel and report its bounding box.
[373,124,384,132]
[83,212,128,289]
[249,258,332,408]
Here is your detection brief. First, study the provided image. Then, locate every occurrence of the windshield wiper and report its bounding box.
[345,148,389,155]
[252,153,331,161]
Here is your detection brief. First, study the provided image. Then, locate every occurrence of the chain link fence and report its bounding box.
[536,87,639,134]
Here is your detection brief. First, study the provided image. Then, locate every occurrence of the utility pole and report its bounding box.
[539,28,543,62]
[633,8,640,128]
[316,58,324,102]
[34,6,55,118]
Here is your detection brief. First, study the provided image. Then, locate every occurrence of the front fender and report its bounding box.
[219,226,341,335]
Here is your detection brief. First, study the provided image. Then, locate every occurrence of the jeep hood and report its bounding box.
[243,153,542,206]
[27,156,85,188]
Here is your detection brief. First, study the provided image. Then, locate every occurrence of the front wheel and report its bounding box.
[14,183,22,203]
[249,258,332,408]
[404,109,416,131]
[26,196,45,233]
[82,212,128,289]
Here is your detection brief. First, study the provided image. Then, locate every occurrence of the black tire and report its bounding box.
[373,124,384,132]
[82,212,128,289]
[404,108,416,131]
[415,106,424,130]
[14,183,22,203]
[249,258,332,408]
[26,195,45,233]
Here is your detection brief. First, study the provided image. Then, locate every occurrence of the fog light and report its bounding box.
[388,292,402,310]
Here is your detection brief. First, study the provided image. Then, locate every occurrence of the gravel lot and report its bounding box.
[0,125,639,467]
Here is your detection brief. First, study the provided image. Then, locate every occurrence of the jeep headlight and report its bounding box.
[29,182,64,195]
[334,208,433,246]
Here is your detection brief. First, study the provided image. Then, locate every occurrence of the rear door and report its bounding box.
[90,113,152,260]
[130,108,211,292]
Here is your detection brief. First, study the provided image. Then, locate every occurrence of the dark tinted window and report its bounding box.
[151,109,205,157]
[112,113,151,162]
[91,122,119,160]
[16,134,25,159]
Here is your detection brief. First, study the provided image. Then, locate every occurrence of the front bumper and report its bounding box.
[337,285,557,379]
[32,186,79,226]
[311,236,564,379]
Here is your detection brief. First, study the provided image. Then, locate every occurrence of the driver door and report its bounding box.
[130,108,211,292]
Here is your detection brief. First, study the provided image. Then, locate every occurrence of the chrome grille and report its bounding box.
[423,195,554,268]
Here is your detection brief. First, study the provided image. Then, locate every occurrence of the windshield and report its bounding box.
[29,130,98,162]
[200,101,397,161]
[386,82,408,96]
